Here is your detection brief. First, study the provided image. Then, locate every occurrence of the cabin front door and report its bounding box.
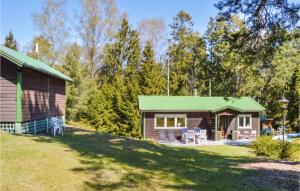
[219,116,232,139]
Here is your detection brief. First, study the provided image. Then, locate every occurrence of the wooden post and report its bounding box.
[46,118,49,133]
[34,120,36,135]
[15,71,22,134]
[215,114,217,141]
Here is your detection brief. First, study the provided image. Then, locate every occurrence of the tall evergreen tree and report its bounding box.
[263,34,300,121]
[205,16,262,97]
[62,43,86,121]
[215,0,300,52]
[94,18,142,137]
[140,41,166,95]
[4,31,18,50]
[287,67,300,131]
[168,11,207,95]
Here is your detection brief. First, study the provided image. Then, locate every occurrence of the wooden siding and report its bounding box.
[22,68,65,121]
[144,111,260,140]
[0,57,17,122]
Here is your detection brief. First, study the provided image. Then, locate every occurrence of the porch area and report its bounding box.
[160,139,254,146]
[157,127,256,146]
[212,110,259,141]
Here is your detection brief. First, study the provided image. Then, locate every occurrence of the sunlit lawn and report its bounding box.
[1,127,299,191]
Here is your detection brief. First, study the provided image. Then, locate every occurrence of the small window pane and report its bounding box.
[245,117,250,128]
[239,117,244,127]
[177,117,185,127]
[156,117,164,127]
[167,118,175,127]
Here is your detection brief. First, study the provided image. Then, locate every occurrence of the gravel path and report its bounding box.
[237,161,300,191]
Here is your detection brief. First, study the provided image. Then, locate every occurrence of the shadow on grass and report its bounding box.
[30,127,299,191]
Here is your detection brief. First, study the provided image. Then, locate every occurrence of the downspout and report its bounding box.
[143,112,146,140]
[209,79,212,97]
[214,114,217,141]
[257,113,260,137]
[15,70,22,133]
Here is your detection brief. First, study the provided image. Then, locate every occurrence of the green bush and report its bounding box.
[250,136,298,160]
[250,136,278,158]
[278,141,298,160]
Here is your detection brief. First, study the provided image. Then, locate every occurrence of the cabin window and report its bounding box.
[155,114,187,129]
[156,117,165,128]
[166,117,175,127]
[177,117,186,128]
[238,115,252,129]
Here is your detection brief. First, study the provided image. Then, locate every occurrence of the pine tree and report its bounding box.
[140,41,166,95]
[122,24,142,137]
[287,67,300,132]
[205,16,261,97]
[4,31,18,50]
[86,83,118,133]
[62,43,85,121]
[98,18,142,137]
[168,11,207,95]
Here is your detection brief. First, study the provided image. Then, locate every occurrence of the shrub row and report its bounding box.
[250,136,298,160]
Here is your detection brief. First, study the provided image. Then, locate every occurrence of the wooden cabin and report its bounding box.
[0,46,72,134]
[139,96,265,141]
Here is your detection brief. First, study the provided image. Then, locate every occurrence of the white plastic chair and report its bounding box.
[199,130,207,144]
[250,130,257,139]
[168,130,175,143]
[187,130,195,144]
[159,130,167,143]
[194,128,201,144]
[181,128,188,144]
[50,117,63,136]
[238,131,245,140]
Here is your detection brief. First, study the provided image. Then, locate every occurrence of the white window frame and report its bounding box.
[154,114,187,129]
[237,114,252,129]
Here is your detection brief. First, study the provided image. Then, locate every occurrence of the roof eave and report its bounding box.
[23,64,73,82]
[0,50,23,67]
[139,109,264,112]
[139,109,210,112]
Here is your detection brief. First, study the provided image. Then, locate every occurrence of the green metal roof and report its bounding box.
[139,96,265,112]
[0,45,72,82]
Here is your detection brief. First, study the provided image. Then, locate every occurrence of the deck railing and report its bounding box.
[0,116,64,134]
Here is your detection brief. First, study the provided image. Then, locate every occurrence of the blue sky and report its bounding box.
[1,0,219,50]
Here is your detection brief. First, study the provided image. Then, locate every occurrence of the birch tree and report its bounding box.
[77,0,119,79]
[32,0,69,65]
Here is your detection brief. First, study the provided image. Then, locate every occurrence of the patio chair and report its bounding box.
[57,117,65,130]
[187,130,195,144]
[250,130,257,139]
[181,128,188,144]
[168,130,175,143]
[237,131,245,140]
[50,117,63,136]
[159,130,167,143]
[244,131,250,139]
[194,128,201,144]
[199,130,207,144]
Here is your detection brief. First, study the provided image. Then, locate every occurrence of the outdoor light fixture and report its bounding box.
[279,97,289,109]
[278,96,289,141]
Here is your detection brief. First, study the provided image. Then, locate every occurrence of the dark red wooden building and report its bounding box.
[139,96,265,141]
[0,45,72,133]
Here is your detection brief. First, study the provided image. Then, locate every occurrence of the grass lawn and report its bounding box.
[1,127,299,191]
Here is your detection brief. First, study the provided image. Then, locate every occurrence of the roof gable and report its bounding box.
[0,45,72,82]
[138,96,265,112]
